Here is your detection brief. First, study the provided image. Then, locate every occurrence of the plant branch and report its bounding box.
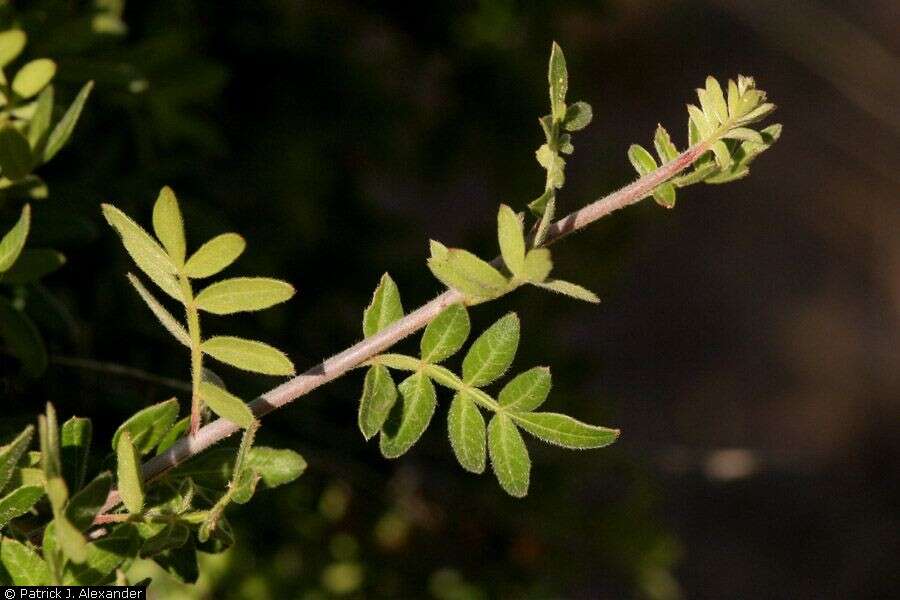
[93,140,710,520]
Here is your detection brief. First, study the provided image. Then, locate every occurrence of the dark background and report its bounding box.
[3,0,898,597]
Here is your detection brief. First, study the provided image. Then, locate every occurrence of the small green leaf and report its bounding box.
[155,416,189,455]
[201,336,295,376]
[653,182,677,208]
[101,203,181,302]
[62,524,139,584]
[126,273,190,347]
[194,277,294,314]
[379,372,437,459]
[654,124,679,163]
[447,392,486,474]
[28,85,54,148]
[152,186,186,266]
[230,469,260,505]
[627,144,657,176]
[199,381,254,429]
[116,431,144,514]
[535,279,600,303]
[0,249,65,283]
[373,353,421,371]
[43,81,93,162]
[487,414,530,498]
[363,273,404,337]
[563,100,592,131]
[245,447,307,488]
[711,139,733,169]
[420,303,470,363]
[61,416,92,491]
[528,188,553,217]
[0,425,34,493]
[535,144,566,189]
[0,30,26,67]
[427,245,509,300]
[705,76,729,123]
[523,248,553,283]
[1,537,51,585]
[548,42,568,121]
[55,514,88,563]
[0,126,32,181]
[112,398,180,455]
[66,471,112,531]
[497,204,525,276]
[509,412,619,449]
[183,233,245,278]
[0,485,44,529]
[687,104,712,138]
[12,59,56,99]
[461,313,520,387]
[358,365,397,440]
[498,367,551,412]
[723,127,764,143]
[0,204,29,272]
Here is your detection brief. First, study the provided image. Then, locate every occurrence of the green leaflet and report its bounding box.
[201,335,295,376]
[487,414,530,498]
[379,372,436,459]
[61,416,92,491]
[510,412,619,450]
[54,514,88,564]
[199,381,254,429]
[0,425,34,492]
[548,42,567,121]
[461,312,519,387]
[111,398,180,455]
[12,59,56,99]
[358,364,397,440]
[523,248,552,283]
[194,276,294,314]
[62,524,140,585]
[0,30,26,67]
[1,537,50,585]
[126,273,190,347]
[563,101,592,131]
[427,241,509,300]
[628,143,657,175]
[152,186,186,266]
[0,248,65,283]
[183,233,245,278]
[245,447,307,488]
[535,278,600,303]
[447,392,486,474]
[654,124,679,163]
[43,81,93,162]
[28,85,54,148]
[0,485,44,529]
[0,203,30,271]
[497,204,525,276]
[0,126,33,181]
[363,272,404,338]
[66,471,112,531]
[116,431,144,514]
[653,183,677,208]
[498,367,551,412]
[101,203,181,301]
[156,416,189,455]
[420,303,469,363]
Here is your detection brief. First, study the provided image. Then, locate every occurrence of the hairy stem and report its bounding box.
[93,140,710,521]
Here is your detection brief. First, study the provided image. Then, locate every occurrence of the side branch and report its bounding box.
[95,141,709,519]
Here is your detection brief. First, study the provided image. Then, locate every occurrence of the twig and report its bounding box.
[93,141,710,520]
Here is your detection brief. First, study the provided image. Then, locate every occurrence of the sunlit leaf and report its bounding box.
[427,242,509,300]
[0,537,50,585]
[0,485,43,529]
[0,203,29,273]
[497,204,525,276]
[152,186,186,266]
[654,124,679,163]
[563,101,592,131]
[194,277,294,314]
[627,143,657,176]
[28,85,54,148]
[447,392,486,474]
[201,336,295,376]
[363,273,403,337]
[112,398,180,455]
[510,412,619,449]
[420,303,469,363]
[535,279,600,303]
[461,313,520,387]
[358,365,397,440]
[116,431,144,514]
[498,367,551,412]
[199,382,254,429]
[12,59,56,99]
[54,514,88,564]
[523,248,552,283]
[379,372,436,459]
[183,233,245,278]
[43,81,94,162]
[548,42,568,121]
[0,30,26,67]
[126,273,190,347]
[487,414,530,498]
